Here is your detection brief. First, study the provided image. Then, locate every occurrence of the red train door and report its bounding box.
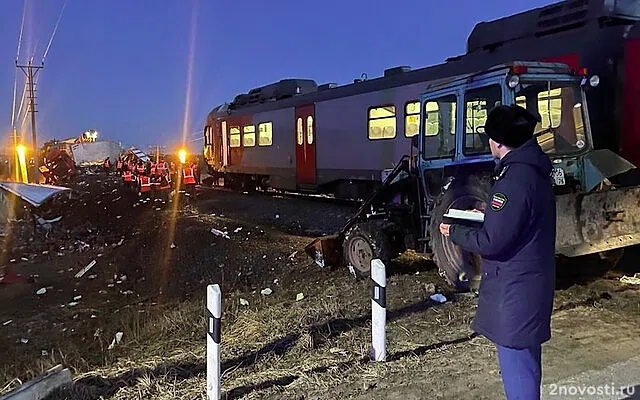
[295,104,316,185]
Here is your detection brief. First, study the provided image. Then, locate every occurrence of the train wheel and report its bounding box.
[342,221,392,278]
[428,174,491,292]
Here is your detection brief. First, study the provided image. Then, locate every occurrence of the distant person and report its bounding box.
[116,157,123,175]
[103,157,111,174]
[439,105,556,399]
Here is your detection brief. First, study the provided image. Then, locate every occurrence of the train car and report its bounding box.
[203,0,640,199]
[462,0,640,180]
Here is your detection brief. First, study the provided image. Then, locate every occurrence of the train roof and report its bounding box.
[207,0,640,121]
[467,0,640,54]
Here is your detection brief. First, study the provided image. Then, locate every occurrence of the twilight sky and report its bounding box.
[0,0,556,153]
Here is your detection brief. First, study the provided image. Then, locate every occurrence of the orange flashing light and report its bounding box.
[576,67,589,76]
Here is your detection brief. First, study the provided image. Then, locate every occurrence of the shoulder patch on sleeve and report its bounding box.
[490,192,508,211]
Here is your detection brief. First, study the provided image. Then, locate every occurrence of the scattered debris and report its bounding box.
[75,260,97,279]
[36,288,47,295]
[296,293,304,301]
[211,228,230,239]
[108,332,124,350]
[3,320,13,326]
[170,242,176,249]
[260,288,273,296]
[620,273,640,285]
[239,298,249,306]
[430,293,447,303]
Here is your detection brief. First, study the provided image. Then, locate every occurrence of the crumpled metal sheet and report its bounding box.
[0,182,70,207]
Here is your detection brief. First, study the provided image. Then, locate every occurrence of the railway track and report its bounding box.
[196,183,362,208]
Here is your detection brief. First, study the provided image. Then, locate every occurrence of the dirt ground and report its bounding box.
[0,171,639,399]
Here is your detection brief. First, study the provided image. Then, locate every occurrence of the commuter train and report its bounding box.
[203,0,640,199]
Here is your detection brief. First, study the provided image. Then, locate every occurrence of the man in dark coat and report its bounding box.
[439,105,556,399]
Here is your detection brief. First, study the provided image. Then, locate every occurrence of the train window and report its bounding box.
[204,126,213,145]
[463,85,501,155]
[258,122,273,146]
[368,105,396,140]
[243,125,256,147]
[307,116,314,144]
[297,118,304,145]
[229,126,241,148]
[423,94,457,159]
[405,101,420,137]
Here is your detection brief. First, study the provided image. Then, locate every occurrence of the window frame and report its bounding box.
[229,126,241,148]
[462,84,502,156]
[258,121,273,146]
[367,104,397,141]
[404,100,421,138]
[306,116,314,144]
[243,125,256,147]
[420,93,458,161]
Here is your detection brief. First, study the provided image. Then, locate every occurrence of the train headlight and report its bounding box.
[589,75,600,87]
[507,75,520,89]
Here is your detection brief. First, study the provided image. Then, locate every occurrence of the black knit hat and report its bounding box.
[484,104,541,148]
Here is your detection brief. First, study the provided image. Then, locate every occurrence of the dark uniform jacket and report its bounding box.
[449,138,556,349]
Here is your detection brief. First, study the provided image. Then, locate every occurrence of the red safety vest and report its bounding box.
[123,171,132,182]
[116,160,123,169]
[139,176,152,193]
[104,159,111,168]
[183,167,196,185]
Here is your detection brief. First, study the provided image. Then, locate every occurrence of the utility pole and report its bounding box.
[11,127,20,181]
[17,59,43,184]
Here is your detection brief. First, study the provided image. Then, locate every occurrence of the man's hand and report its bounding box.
[439,223,450,237]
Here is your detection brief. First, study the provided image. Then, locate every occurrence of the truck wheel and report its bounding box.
[343,222,392,278]
[429,174,491,291]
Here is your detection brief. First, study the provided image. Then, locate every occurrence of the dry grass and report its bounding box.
[1,269,484,400]
[8,271,634,399]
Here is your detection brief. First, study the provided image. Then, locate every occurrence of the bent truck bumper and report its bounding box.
[556,186,640,256]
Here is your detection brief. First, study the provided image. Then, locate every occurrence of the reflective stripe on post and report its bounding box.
[371,259,386,362]
[207,284,222,399]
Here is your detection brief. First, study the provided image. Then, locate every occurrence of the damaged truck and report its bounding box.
[306,61,640,291]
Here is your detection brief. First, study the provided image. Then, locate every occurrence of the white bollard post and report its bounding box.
[206,284,222,400]
[371,259,386,362]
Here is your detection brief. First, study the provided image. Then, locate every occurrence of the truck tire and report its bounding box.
[429,174,491,291]
[343,221,393,278]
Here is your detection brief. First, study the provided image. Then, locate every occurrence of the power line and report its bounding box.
[42,0,68,64]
